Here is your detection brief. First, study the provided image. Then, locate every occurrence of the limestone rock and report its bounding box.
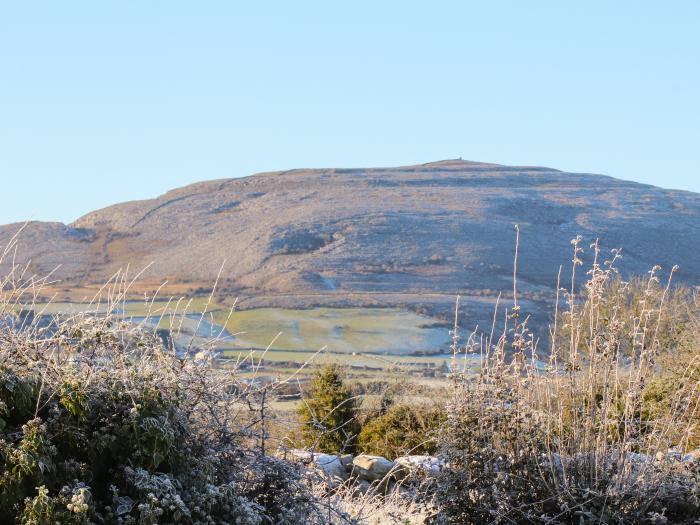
[312,453,348,484]
[339,454,354,470]
[394,455,443,477]
[280,449,348,487]
[353,454,395,481]
[682,449,700,463]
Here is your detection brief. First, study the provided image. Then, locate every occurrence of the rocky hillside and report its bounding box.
[2,160,699,328]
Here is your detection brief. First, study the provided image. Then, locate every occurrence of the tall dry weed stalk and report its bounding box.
[439,233,700,524]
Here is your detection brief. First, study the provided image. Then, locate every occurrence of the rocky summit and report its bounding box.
[2,160,699,329]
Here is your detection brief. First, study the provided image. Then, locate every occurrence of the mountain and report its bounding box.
[2,160,699,329]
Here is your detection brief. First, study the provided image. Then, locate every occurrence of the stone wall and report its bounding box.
[278,449,443,494]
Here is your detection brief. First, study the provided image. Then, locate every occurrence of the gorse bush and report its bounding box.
[437,236,700,524]
[357,403,445,460]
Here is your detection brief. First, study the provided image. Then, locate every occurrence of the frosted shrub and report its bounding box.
[0,287,346,523]
[437,237,700,524]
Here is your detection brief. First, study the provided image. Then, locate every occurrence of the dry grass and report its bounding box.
[438,234,700,524]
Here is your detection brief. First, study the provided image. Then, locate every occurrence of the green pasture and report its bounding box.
[24,301,459,372]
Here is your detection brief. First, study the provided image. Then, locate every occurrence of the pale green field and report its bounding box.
[224,348,455,367]
[31,301,452,354]
[121,297,218,317]
[25,301,463,372]
[214,307,451,355]
[25,297,216,317]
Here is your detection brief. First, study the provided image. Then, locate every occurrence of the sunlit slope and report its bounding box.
[3,160,699,330]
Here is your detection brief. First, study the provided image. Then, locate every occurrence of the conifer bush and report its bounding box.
[297,364,360,454]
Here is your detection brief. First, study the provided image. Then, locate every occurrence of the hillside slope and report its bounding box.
[2,160,698,327]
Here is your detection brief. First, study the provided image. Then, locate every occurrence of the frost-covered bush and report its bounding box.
[437,237,700,524]
[0,308,340,524]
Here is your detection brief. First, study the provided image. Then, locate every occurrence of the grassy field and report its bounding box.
[224,348,455,365]
[24,296,216,316]
[25,300,460,374]
[213,306,451,354]
[28,301,452,352]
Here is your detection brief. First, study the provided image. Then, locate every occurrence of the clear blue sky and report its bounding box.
[1,2,699,225]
